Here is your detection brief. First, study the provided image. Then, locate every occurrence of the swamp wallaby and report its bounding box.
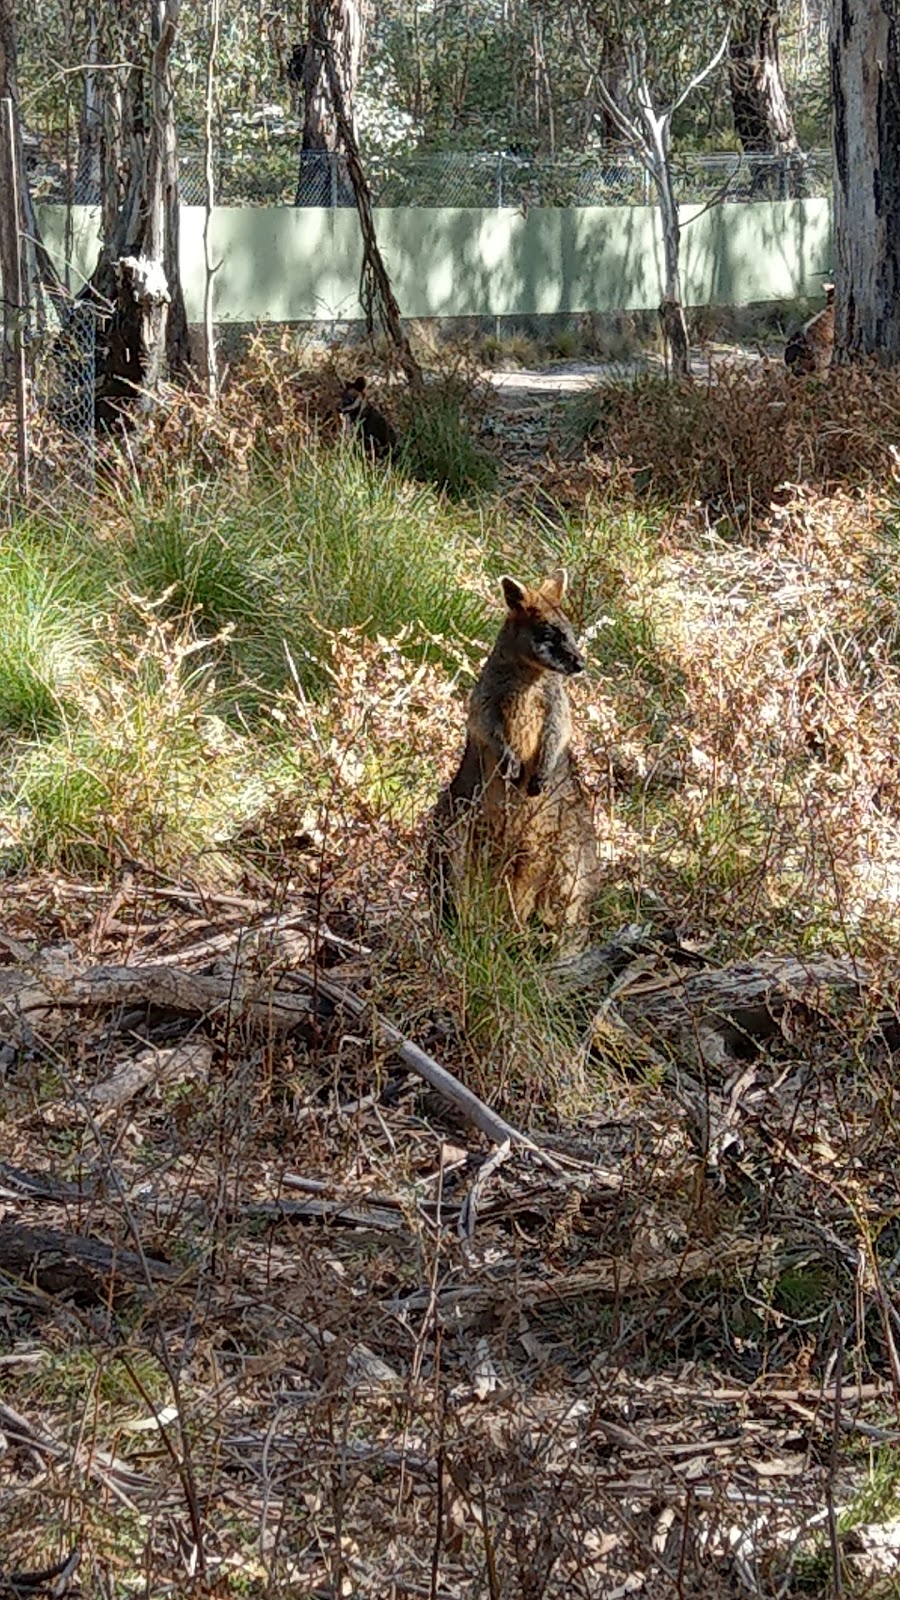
[430,568,601,937]
[338,376,398,460]
[784,284,835,375]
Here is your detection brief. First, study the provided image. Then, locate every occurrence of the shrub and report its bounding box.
[397,376,499,499]
[588,364,900,520]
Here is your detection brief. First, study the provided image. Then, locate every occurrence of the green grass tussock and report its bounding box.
[115,445,491,699]
[9,612,266,872]
[397,377,499,499]
[0,521,100,738]
[0,439,496,869]
[277,442,491,659]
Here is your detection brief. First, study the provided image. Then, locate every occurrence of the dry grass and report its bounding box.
[3,352,900,1597]
[588,361,900,518]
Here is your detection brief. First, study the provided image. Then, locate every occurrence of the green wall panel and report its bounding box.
[31,200,833,322]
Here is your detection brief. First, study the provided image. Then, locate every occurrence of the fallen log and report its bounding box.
[616,954,897,1068]
[85,1037,213,1110]
[553,935,896,1069]
[0,1222,181,1302]
[0,960,315,1032]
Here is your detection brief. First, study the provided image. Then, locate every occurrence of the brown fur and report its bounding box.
[785,285,835,375]
[430,569,601,938]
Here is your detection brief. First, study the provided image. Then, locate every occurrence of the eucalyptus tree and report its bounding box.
[727,1,804,194]
[829,0,900,363]
[290,0,364,204]
[570,0,731,374]
[84,0,189,414]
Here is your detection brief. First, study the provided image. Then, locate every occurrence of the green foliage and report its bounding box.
[0,441,491,869]
[113,445,489,698]
[10,614,260,873]
[274,442,491,677]
[0,522,99,737]
[434,874,586,1112]
[397,385,499,501]
[122,482,271,631]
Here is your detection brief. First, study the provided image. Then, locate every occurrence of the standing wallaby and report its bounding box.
[785,284,835,375]
[430,569,601,938]
[338,376,398,461]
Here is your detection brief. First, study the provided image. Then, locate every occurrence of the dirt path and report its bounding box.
[481,345,777,471]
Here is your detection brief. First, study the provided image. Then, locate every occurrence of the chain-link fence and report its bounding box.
[27,301,97,494]
[29,142,833,210]
[184,146,833,208]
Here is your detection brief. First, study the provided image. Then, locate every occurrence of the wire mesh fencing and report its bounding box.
[28,301,97,495]
[29,141,833,211]
[197,146,833,209]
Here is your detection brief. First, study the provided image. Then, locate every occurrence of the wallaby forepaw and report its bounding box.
[498,747,524,785]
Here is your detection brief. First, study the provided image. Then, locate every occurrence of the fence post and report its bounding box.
[0,96,29,504]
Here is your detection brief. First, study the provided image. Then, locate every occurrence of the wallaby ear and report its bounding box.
[540,567,568,606]
[352,376,367,393]
[501,575,529,612]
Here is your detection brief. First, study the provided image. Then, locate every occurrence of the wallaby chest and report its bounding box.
[471,670,568,774]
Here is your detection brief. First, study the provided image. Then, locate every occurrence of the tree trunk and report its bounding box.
[642,108,690,377]
[0,0,65,370]
[321,33,423,390]
[292,0,362,206]
[75,5,102,201]
[0,0,24,378]
[530,5,555,154]
[146,0,188,373]
[656,164,690,376]
[91,0,188,426]
[830,0,900,364]
[728,3,805,196]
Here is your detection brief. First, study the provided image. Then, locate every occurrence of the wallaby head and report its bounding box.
[338,375,367,424]
[498,568,585,676]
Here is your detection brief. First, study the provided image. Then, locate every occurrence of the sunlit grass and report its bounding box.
[0,520,100,737]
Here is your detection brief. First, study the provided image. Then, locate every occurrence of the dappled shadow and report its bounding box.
[32,200,835,327]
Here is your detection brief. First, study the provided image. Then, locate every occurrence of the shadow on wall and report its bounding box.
[31,200,834,325]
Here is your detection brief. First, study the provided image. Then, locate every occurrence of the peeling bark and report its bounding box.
[728,2,805,196]
[91,0,189,425]
[830,0,900,363]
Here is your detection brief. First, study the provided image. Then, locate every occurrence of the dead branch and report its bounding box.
[554,942,890,1069]
[0,960,314,1031]
[304,971,565,1171]
[0,1397,151,1505]
[399,1234,783,1322]
[84,1037,213,1110]
[319,30,423,389]
[0,1221,181,1300]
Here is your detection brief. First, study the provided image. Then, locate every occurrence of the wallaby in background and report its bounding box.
[430,568,602,938]
[784,284,835,375]
[338,376,398,461]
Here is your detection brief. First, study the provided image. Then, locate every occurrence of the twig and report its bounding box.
[825,1308,845,1597]
[458,1139,512,1244]
[301,971,564,1171]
